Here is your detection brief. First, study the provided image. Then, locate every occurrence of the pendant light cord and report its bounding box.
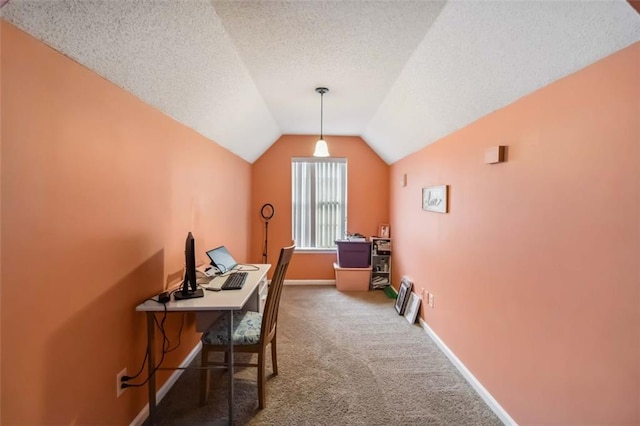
[315,87,328,140]
[320,91,324,139]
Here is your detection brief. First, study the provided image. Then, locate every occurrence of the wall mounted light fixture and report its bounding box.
[484,146,506,164]
[313,87,330,157]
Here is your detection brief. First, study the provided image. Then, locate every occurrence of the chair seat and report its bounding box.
[202,310,263,345]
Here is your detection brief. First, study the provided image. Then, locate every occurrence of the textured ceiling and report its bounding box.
[2,1,639,163]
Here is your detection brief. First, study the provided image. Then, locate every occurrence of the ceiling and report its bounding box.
[2,1,639,164]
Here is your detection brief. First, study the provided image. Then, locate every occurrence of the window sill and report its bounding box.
[294,248,337,254]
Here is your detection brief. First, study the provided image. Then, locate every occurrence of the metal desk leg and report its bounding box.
[147,312,157,425]
[228,310,234,424]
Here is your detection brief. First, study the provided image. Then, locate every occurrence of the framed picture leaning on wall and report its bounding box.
[394,276,413,315]
[378,224,390,238]
[403,292,421,324]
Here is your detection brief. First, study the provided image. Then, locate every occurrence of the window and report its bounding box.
[292,157,347,249]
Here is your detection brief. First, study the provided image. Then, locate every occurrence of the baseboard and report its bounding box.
[285,279,335,286]
[418,319,517,426]
[129,341,202,426]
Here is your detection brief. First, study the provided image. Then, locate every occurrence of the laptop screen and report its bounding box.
[205,246,238,274]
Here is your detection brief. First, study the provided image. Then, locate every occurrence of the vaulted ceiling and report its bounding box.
[2,1,639,163]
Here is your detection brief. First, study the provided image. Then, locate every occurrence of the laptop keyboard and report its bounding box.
[221,272,248,290]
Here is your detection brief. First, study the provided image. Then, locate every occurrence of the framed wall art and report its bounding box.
[422,185,448,213]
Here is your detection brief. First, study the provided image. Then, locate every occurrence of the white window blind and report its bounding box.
[292,157,347,249]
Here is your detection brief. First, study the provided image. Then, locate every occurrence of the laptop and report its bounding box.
[205,246,238,274]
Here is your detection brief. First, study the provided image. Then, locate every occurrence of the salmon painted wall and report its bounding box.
[251,135,389,280]
[390,42,639,424]
[0,20,3,423]
[1,22,252,424]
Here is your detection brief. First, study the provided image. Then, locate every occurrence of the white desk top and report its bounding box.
[136,264,271,312]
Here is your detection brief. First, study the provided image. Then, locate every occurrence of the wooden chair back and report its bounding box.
[260,243,295,341]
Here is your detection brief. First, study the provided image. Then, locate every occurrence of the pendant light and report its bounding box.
[313,87,330,157]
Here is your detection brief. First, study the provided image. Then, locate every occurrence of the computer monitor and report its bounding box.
[174,232,204,300]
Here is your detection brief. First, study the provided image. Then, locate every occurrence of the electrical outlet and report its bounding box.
[116,368,127,397]
[428,293,435,308]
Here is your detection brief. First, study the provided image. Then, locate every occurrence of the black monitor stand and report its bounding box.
[174,288,204,300]
[173,279,204,300]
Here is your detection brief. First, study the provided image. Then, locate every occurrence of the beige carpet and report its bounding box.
[149,286,503,425]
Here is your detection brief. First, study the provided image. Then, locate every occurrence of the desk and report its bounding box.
[136,264,270,425]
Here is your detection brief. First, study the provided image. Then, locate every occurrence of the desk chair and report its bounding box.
[199,243,295,408]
